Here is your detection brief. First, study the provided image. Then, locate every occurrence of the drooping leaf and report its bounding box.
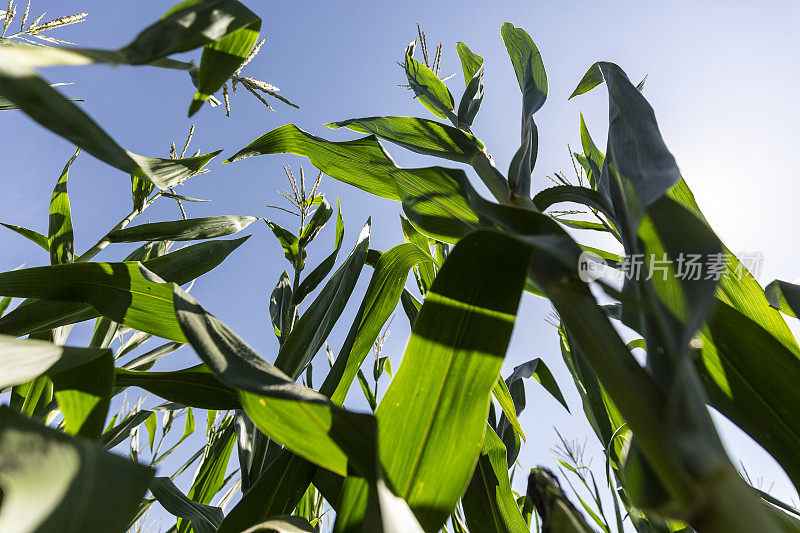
[109,215,257,242]
[172,287,378,480]
[326,116,484,163]
[0,406,153,532]
[0,334,109,389]
[150,477,224,533]
[0,236,248,337]
[0,262,186,342]
[48,149,80,265]
[765,280,800,318]
[115,365,242,409]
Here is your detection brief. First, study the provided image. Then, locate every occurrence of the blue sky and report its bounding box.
[3,0,799,526]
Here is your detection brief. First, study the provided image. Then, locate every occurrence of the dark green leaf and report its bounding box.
[270,271,293,340]
[150,477,224,533]
[109,215,257,242]
[0,406,153,532]
[292,199,345,305]
[404,49,455,121]
[326,116,484,163]
[115,365,242,409]
[765,280,800,318]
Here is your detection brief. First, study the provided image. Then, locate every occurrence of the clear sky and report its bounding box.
[3,0,799,527]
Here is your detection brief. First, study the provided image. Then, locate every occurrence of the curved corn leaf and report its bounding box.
[266,220,306,269]
[173,287,378,480]
[51,351,114,440]
[300,196,333,246]
[270,271,292,341]
[400,216,436,293]
[456,42,484,86]
[0,334,108,389]
[502,23,547,199]
[462,424,529,533]
[0,222,49,251]
[109,215,256,242]
[404,48,456,122]
[48,148,79,265]
[326,116,484,163]
[150,477,224,533]
[0,406,153,532]
[532,185,616,224]
[0,262,185,341]
[0,236,248,336]
[115,366,241,409]
[455,42,485,128]
[766,280,800,318]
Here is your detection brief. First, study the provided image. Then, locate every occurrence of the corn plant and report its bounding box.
[224,22,800,532]
[2,2,800,533]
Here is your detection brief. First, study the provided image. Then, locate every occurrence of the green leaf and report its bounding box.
[267,220,306,269]
[225,124,402,200]
[326,116,484,163]
[131,174,155,211]
[456,42,484,87]
[0,236,248,337]
[404,48,456,121]
[0,262,186,342]
[462,424,529,533]
[48,149,80,265]
[765,279,800,318]
[400,216,436,294]
[115,365,241,409]
[172,287,378,480]
[300,196,333,246]
[579,113,605,188]
[292,199,345,305]
[533,185,616,224]
[274,221,371,378]
[0,406,153,532]
[150,477,224,533]
[177,417,237,532]
[501,23,547,199]
[508,358,569,413]
[101,408,154,450]
[0,52,220,188]
[0,334,109,389]
[320,242,435,405]
[189,6,261,116]
[458,63,484,130]
[52,350,114,440]
[241,516,316,532]
[0,222,50,251]
[109,215,257,242]
[527,468,595,532]
[492,377,525,442]
[373,230,530,530]
[270,271,293,340]
[219,451,317,533]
